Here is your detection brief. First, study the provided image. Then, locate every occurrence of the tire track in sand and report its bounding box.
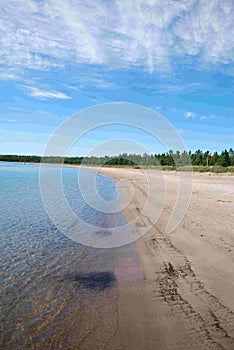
[147,230,234,350]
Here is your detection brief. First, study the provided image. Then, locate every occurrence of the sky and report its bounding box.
[0,0,233,156]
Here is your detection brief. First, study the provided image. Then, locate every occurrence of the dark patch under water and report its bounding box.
[95,230,112,237]
[65,271,117,291]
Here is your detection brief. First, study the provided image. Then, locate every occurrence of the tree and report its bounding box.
[209,152,218,166]
[192,149,203,166]
[229,148,234,166]
[219,149,230,167]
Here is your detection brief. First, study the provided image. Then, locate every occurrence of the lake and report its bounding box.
[0,162,142,349]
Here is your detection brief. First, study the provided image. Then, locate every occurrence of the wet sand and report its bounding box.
[82,168,234,350]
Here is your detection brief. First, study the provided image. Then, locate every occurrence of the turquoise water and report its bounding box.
[0,162,142,349]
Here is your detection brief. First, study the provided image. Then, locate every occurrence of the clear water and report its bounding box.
[0,162,142,349]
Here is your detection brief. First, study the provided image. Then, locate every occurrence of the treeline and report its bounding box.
[77,148,234,167]
[0,148,233,167]
[0,154,84,165]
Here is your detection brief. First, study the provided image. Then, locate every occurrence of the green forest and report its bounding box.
[0,148,233,171]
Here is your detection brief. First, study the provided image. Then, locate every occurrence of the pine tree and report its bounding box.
[219,149,231,167]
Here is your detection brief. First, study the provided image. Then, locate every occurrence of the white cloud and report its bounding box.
[185,111,195,118]
[25,86,71,100]
[70,76,117,89]
[90,79,117,89]
[155,82,204,94]
[39,132,52,136]
[173,1,234,65]
[0,0,233,77]
[200,114,216,120]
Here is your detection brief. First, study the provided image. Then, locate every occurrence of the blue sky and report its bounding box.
[0,0,233,156]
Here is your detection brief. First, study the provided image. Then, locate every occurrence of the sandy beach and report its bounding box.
[81,167,234,350]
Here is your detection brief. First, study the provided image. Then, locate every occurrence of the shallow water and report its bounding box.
[0,162,142,349]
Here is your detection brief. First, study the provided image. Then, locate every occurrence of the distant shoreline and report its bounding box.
[1,160,234,175]
[1,148,233,171]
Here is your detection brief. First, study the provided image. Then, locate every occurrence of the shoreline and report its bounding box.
[2,162,234,348]
[1,160,234,176]
[86,166,234,349]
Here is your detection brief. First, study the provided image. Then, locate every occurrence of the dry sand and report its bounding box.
[83,168,234,350]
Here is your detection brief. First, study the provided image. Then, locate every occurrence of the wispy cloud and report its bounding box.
[156,82,204,94]
[70,74,117,90]
[26,86,71,100]
[185,111,195,119]
[0,0,233,79]
[90,79,117,89]
[200,114,216,120]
